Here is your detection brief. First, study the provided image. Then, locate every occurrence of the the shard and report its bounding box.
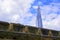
[36,5,43,28]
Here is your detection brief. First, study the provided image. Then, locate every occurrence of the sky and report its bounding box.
[0,0,60,31]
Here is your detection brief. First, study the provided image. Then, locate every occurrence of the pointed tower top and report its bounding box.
[36,4,43,28]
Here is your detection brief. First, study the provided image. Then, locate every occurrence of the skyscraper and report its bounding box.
[36,5,43,28]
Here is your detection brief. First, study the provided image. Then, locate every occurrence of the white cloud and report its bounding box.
[0,0,35,25]
[33,6,38,9]
[43,13,58,21]
[0,0,15,13]
[10,14,20,23]
[41,2,60,31]
[26,15,36,27]
[43,15,60,31]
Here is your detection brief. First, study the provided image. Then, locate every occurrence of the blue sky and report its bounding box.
[0,0,60,31]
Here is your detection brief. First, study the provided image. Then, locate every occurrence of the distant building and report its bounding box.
[36,5,43,28]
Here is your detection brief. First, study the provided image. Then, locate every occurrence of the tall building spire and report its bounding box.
[36,4,43,28]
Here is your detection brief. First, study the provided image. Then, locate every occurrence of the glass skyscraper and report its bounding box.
[36,5,43,28]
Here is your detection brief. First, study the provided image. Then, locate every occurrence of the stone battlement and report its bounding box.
[0,21,60,40]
